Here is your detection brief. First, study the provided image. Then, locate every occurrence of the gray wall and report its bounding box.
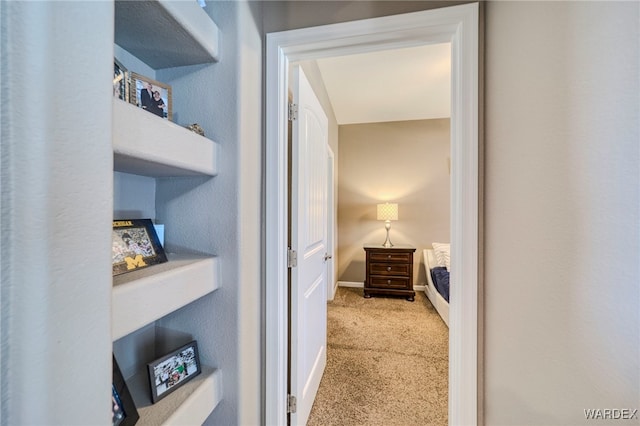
[337,119,450,285]
[154,2,263,425]
[484,2,639,423]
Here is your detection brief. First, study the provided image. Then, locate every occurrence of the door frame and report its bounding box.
[326,146,336,301]
[265,4,479,425]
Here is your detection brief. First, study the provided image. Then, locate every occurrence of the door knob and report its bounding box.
[323,253,333,261]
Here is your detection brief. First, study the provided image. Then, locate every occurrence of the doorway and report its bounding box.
[265,4,479,425]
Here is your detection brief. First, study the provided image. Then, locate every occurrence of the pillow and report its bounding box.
[432,242,450,271]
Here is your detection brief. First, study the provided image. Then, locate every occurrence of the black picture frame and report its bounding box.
[113,59,128,101]
[112,219,168,276]
[113,355,139,426]
[147,341,202,404]
[129,72,173,121]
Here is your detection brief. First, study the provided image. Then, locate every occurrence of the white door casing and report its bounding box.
[266,4,479,425]
[326,146,336,301]
[289,66,328,425]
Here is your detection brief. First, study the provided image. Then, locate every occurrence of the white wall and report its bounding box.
[484,2,639,424]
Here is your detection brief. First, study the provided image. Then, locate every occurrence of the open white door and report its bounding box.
[289,65,329,425]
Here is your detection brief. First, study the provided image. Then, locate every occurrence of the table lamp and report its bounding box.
[377,203,398,247]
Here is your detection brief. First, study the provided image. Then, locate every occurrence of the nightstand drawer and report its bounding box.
[370,263,410,276]
[370,252,412,263]
[370,276,411,289]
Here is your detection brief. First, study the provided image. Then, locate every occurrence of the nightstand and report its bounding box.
[363,244,416,301]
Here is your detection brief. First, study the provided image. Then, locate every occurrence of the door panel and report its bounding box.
[290,65,328,425]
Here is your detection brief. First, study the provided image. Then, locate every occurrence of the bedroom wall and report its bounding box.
[337,119,450,285]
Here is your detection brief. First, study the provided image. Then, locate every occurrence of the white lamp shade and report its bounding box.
[377,203,398,221]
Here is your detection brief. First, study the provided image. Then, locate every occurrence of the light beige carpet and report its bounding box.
[307,286,449,426]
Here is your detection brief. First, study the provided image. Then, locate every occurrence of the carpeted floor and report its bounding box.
[307,286,449,426]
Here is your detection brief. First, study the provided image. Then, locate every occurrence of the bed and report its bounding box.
[423,244,450,327]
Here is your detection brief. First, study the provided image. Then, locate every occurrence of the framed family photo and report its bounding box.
[147,341,201,403]
[112,356,139,426]
[129,72,172,121]
[112,219,168,276]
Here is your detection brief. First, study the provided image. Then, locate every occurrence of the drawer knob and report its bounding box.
[387,255,392,259]
[387,280,391,284]
[387,266,391,271]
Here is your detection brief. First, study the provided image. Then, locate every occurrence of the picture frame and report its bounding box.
[147,341,201,404]
[113,355,139,426]
[112,219,168,276]
[129,72,172,121]
[113,59,128,102]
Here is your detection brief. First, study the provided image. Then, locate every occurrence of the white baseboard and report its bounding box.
[338,281,426,292]
[337,281,363,288]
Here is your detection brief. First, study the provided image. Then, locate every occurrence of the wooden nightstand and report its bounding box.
[364,244,416,301]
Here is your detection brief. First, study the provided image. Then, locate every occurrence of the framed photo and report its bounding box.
[113,355,139,426]
[113,59,128,101]
[129,72,172,121]
[112,219,168,276]
[147,341,201,403]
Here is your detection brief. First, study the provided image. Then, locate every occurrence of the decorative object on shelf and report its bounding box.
[112,219,168,276]
[377,202,399,247]
[185,123,205,136]
[113,355,139,426]
[128,72,173,121]
[147,341,202,403]
[113,59,128,101]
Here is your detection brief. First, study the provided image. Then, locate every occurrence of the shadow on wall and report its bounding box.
[339,260,366,283]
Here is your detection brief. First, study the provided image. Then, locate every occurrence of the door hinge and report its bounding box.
[288,103,298,121]
[287,249,297,268]
[287,394,297,414]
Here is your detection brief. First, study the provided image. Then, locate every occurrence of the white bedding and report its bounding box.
[423,248,449,327]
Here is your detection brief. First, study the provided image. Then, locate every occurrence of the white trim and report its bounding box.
[337,281,364,288]
[266,4,479,425]
[326,146,336,301]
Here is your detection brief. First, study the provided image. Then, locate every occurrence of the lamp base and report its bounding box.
[382,221,394,247]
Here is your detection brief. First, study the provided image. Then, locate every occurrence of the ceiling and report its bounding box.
[316,42,451,125]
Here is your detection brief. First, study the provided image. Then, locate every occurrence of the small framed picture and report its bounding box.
[129,72,172,121]
[112,219,168,276]
[112,355,139,426]
[147,341,202,403]
[113,59,128,101]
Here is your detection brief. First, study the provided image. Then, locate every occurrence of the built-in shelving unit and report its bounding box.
[114,0,220,69]
[112,254,219,340]
[112,1,222,423]
[113,100,218,177]
[128,366,222,426]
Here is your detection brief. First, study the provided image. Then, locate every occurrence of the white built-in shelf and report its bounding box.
[113,100,218,177]
[114,0,220,69]
[112,254,219,341]
[128,365,221,426]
